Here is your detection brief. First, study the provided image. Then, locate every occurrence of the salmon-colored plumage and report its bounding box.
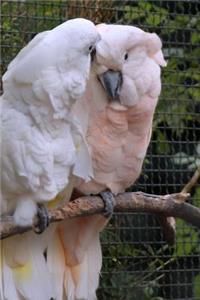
[57,23,166,299]
[78,96,157,195]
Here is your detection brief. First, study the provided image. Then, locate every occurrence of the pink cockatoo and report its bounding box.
[51,23,167,300]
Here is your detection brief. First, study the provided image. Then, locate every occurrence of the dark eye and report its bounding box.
[90,48,96,61]
[124,53,128,61]
[89,45,94,52]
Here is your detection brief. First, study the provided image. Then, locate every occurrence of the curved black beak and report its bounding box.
[99,70,123,101]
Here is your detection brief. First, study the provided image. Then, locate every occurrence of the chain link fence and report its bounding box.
[1,1,200,299]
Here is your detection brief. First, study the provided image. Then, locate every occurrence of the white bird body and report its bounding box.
[1,18,97,225]
[0,18,99,300]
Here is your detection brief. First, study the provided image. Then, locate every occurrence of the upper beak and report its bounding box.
[98,70,123,101]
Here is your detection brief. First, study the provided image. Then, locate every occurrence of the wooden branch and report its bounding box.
[1,191,200,240]
[181,167,200,194]
[159,166,200,245]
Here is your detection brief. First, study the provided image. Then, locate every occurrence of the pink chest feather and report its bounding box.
[78,99,156,195]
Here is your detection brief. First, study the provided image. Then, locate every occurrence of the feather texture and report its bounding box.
[1,18,99,300]
[58,23,166,300]
[55,215,105,300]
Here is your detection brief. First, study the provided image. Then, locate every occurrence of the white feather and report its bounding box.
[1,18,99,300]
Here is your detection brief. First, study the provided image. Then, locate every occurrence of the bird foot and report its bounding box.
[34,203,50,234]
[99,191,116,218]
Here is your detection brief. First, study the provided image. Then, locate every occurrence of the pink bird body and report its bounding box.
[77,23,166,196]
[55,24,166,300]
[77,93,157,195]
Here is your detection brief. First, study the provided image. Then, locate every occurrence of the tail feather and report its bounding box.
[64,266,76,300]
[71,233,101,300]
[71,257,89,300]
[46,224,65,300]
[87,233,102,298]
[1,229,56,300]
[56,215,107,300]
[1,254,20,300]
[0,245,4,300]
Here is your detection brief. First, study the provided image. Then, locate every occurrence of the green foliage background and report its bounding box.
[1,1,200,299]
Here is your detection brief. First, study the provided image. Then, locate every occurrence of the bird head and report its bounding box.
[92,23,167,108]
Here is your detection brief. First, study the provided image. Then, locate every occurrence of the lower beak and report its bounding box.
[98,70,122,101]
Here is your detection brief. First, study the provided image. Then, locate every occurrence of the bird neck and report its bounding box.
[105,104,128,134]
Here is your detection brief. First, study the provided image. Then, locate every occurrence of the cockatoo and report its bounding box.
[0,18,100,300]
[55,23,167,299]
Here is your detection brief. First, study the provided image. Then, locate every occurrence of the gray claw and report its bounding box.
[100,191,116,218]
[34,203,50,234]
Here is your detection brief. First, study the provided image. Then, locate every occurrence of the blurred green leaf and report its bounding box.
[194,274,200,298]
[155,130,170,154]
[175,219,199,257]
[191,32,200,44]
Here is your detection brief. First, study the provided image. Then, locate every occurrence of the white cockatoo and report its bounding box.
[54,23,167,299]
[0,18,100,300]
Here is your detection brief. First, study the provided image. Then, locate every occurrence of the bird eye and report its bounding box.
[90,47,96,61]
[89,45,94,52]
[124,53,128,61]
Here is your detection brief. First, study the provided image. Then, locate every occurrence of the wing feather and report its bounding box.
[7,31,50,72]
[1,108,57,200]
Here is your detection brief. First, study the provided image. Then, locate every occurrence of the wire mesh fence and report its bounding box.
[1,1,200,299]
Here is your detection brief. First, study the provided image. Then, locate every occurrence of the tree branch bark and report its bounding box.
[181,167,200,194]
[1,167,200,241]
[1,191,200,240]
